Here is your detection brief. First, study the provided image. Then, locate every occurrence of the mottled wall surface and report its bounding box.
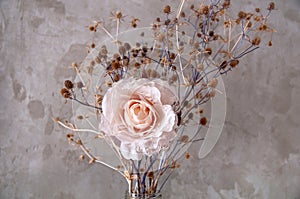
[0,0,300,198]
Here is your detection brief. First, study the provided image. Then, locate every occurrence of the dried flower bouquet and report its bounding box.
[57,0,275,198]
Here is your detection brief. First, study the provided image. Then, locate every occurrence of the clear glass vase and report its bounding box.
[124,191,162,199]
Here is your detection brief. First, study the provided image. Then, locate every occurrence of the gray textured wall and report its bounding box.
[1,0,300,198]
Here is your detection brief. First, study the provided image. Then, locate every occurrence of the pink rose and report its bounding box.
[100,78,178,160]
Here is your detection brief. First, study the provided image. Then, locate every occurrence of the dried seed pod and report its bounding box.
[64,80,74,89]
[200,117,207,125]
[61,88,71,98]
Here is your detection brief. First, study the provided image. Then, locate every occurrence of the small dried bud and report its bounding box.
[150,70,159,78]
[197,64,204,71]
[157,33,165,42]
[209,89,216,97]
[89,25,95,32]
[61,88,71,98]
[180,135,189,143]
[66,133,74,138]
[89,158,96,164]
[122,56,129,66]
[205,47,212,55]
[246,21,252,28]
[106,81,112,87]
[142,46,148,53]
[95,56,101,64]
[208,78,218,88]
[164,5,171,14]
[202,5,209,15]
[114,74,120,82]
[90,60,95,67]
[77,81,84,88]
[252,37,261,45]
[185,152,191,159]
[229,59,239,68]
[223,0,230,8]
[100,46,108,56]
[169,52,176,60]
[79,155,85,160]
[238,11,247,19]
[220,60,227,69]
[268,40,273,46]
[119,45,126,55]
[111,61,120,70]
[72,62,78,68]
[77,115,84,120]
[64,80,74,89]
[76,139,83,145]
[200,117,207,125]
[124,43,131,51]
[134,62,141,68]
[268,2,275,10]
[116,11,122,19]
[164,19,171,26]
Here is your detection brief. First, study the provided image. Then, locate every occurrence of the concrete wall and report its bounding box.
[0,0,300,198]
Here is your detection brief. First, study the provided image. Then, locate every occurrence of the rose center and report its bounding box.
[131,103,150,121]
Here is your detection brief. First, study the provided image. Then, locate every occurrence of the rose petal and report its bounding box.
[120,142,142,160]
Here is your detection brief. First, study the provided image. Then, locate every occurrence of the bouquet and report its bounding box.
[56,0,275,198]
